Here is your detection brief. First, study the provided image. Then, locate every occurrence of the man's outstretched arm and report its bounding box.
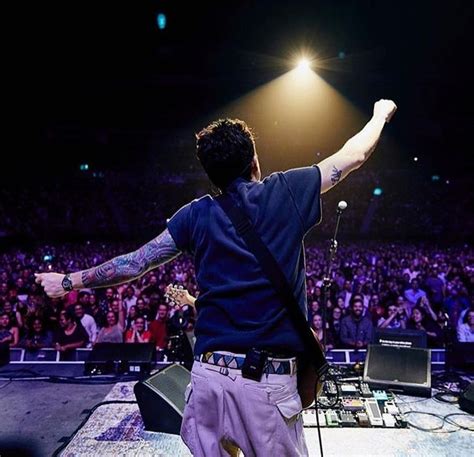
[318,99,397,194]
[35,229,181,298]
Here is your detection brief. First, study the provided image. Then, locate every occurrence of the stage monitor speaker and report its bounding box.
[84,343,155,377]
[459,381,474,414]
[364,344,431,397]
[134,363,191,434]
[0,343,9,367]
[446,342,474,373]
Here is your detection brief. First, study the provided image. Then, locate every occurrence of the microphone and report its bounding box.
[338,200,348,212]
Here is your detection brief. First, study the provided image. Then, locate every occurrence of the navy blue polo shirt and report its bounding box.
[167,165,322,355]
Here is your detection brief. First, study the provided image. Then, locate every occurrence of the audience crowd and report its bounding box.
[1,242,472,359]
[1,168,472,242]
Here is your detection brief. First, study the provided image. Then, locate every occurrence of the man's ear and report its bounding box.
[250,155,261,180]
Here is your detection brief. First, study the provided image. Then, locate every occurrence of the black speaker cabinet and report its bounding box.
[364,344,431,397]
[84,343,155,376]
[134,363,191,434]
[0,343,9,367]
[459,381,474,414]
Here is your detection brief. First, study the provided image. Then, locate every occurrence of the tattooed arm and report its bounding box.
[318,99,397,194]
[35,229,181,298]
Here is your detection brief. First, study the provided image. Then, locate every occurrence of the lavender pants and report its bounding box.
[180,358,309,457]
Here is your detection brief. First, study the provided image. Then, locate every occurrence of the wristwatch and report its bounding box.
[61,274,73,292]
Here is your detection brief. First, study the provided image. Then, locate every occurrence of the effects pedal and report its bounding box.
[373,390,389,401]
[342,398,365,411]
[360,382,372,398]
[356,411,369,427]
[339,411,357,427]
[384,401,399,415]
[325,380,338,396]
[382,413,396,428]
[325,409,339,427]
[302,409,317,426]
[318,408,327,426]
[340,384,358,396]
[364,398,383,427]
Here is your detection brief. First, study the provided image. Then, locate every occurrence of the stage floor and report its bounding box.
[1,364,473,457]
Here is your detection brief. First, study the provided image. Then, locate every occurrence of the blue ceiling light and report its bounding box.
[157,13,167,30]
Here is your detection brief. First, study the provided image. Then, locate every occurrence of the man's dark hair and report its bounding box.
[196,118,256,189]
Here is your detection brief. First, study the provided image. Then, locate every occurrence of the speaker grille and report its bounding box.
[145,364,191,414]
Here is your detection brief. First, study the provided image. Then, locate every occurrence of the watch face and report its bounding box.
[62,276,73,291]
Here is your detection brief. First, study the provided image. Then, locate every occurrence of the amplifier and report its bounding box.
[84,343,155,377]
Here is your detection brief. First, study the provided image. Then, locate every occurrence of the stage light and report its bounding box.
[413,156,418,162]
[296,58,311,72]
[80,164,89,171]
[431,175,440,182]
[157,13,167,30]
[373,187,383,196]
[338,51,346,59]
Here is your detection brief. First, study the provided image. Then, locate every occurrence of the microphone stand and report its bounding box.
[321,203,346,351]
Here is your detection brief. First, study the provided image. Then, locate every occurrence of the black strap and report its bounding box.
[216,193,328,376]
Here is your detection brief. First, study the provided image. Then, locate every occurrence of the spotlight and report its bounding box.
[373,187,383,196]
[296,58,311,71]
[413,157,418,162]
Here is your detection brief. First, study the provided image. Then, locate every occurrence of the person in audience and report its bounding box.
[377,302,407,329]
[123,285,137,315]
[338,280,353,310]
[53,309,89,359]
[311,313,334,351]
[308,300,320,320]
[149,303,169,350]
[74,303,97,347]
[135,297,152,323]
[340,298,374,349]
[126,305,139,331]
[20,317,53,350]
[109,297,125,328]
[0,312,19,347]
[1,301,22,329]
[424,266,445,307]
[328,306,342,347]
[125,317,152,343]
[96,311,124,343]
[89,297,106,329]
[407,306,443,347]
[457,309,474,342]
[404,278,427,306]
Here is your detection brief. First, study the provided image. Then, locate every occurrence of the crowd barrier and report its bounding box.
[5,348,447,366]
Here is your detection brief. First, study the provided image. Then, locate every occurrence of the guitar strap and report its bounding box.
[215,193,328,378]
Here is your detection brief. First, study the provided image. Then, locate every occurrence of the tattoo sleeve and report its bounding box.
[330,165,342,186]
[81,229,181,288]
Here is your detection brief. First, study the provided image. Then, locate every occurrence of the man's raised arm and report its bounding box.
[318,99,397,194]
[35,229,181,298]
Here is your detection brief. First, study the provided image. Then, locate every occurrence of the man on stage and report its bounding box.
[36,99,396,456]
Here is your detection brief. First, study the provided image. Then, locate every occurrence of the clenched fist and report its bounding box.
[35,272,68,298]
[373,99,397,123]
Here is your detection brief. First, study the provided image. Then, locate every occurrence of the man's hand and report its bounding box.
[35,273,68,298]
[373,99,397,123]
[318,99,397,194]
